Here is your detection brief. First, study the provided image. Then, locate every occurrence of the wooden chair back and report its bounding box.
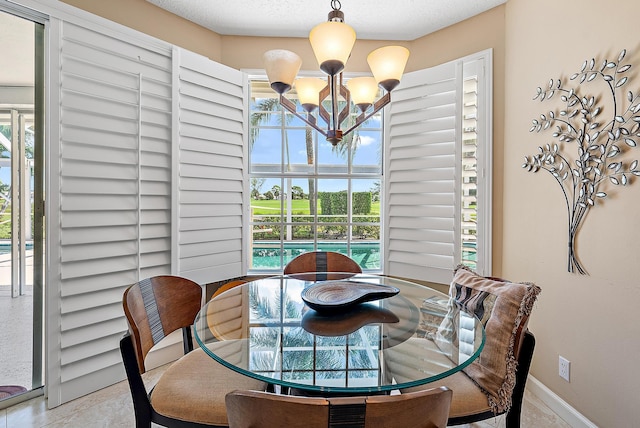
[225,387,452,428]
[122,275,202,374]
[283,251,362,276]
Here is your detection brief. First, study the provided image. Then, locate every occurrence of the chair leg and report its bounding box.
[183,326,194,353]
[505,406,521,428]
[505,332,535,428]
[120,334,153,428]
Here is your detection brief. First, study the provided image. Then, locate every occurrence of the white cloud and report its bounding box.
[315,134,376,148]
[358,135,375,146]
[368,116,381,125]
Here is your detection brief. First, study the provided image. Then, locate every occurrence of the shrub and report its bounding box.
[353,192,371,215]
[319,191,368,216]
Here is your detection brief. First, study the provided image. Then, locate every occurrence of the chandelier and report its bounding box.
[263,0,410,146]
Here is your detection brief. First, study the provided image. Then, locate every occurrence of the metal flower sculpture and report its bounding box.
[523,49,640,274]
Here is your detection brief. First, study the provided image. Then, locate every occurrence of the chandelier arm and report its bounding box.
[337,76,351,126]
[318,103,331,127]
[343,92,391,136]
[278,95,328,137]
[330,74,340,134]
[318,83,331,125]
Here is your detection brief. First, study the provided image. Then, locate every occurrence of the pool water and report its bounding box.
[0,243,33,256]
[251,242,381,270]
[251,241,477,271]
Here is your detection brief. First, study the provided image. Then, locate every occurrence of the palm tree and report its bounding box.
[250,97,292,168]
[250,95,319,215]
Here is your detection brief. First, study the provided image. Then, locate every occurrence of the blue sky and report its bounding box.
[249,98,383,193]
[0,168,9,184]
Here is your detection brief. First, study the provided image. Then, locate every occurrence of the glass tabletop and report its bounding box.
[193,273,485,395]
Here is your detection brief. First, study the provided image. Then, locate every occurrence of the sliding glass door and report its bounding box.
[0,5,45,406]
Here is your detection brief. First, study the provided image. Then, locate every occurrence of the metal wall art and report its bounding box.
[523,49,640,274]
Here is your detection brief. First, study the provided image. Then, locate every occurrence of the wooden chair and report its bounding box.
[399,266,540,428]
[225,387,453,428]
[445,330,536,428]
[120,275,266,428]
[396,333,535,428]
[283,251,362,278]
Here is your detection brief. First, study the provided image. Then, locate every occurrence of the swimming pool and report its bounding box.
[251,241,477,271]
[0,242,33,256]
[251,242,381,270]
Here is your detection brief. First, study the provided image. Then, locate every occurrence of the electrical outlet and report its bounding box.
[559,356,570,382]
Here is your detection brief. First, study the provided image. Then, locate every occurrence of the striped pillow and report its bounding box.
[450,265,541,414]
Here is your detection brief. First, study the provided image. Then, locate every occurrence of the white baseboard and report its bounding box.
[527,376,598,428]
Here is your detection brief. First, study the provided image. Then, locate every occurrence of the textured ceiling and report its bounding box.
[145,0,506,41]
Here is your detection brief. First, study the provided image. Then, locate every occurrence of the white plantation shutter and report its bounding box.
[49,19,173,406]
[47,14,247,405]
[176,49,246,283]
[385,51,493,283]
[385,61,462,284]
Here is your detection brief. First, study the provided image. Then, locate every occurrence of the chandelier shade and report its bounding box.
[367,46,410,92]
[309,21,356,76]
[263,49,302,94]
[295,77,327,111]
[263,0,410,145]
[346,76,379,111]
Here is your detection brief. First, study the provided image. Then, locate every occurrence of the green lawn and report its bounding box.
[250,199,380,215]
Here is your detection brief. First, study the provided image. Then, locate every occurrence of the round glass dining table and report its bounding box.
[193,273,485,395]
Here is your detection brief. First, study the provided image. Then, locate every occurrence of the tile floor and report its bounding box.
[0,249,36,391]
[0,363,572,428]
[0,289,33,391]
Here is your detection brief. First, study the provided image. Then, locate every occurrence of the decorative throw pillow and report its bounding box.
[450,264,541,414]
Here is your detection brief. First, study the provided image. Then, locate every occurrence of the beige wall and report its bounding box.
[53,0,640,425]
[504,0,640,426]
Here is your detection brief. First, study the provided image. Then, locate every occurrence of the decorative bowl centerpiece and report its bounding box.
[301,280,400,312]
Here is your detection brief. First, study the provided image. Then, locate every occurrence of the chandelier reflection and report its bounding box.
[263,0,410,145]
